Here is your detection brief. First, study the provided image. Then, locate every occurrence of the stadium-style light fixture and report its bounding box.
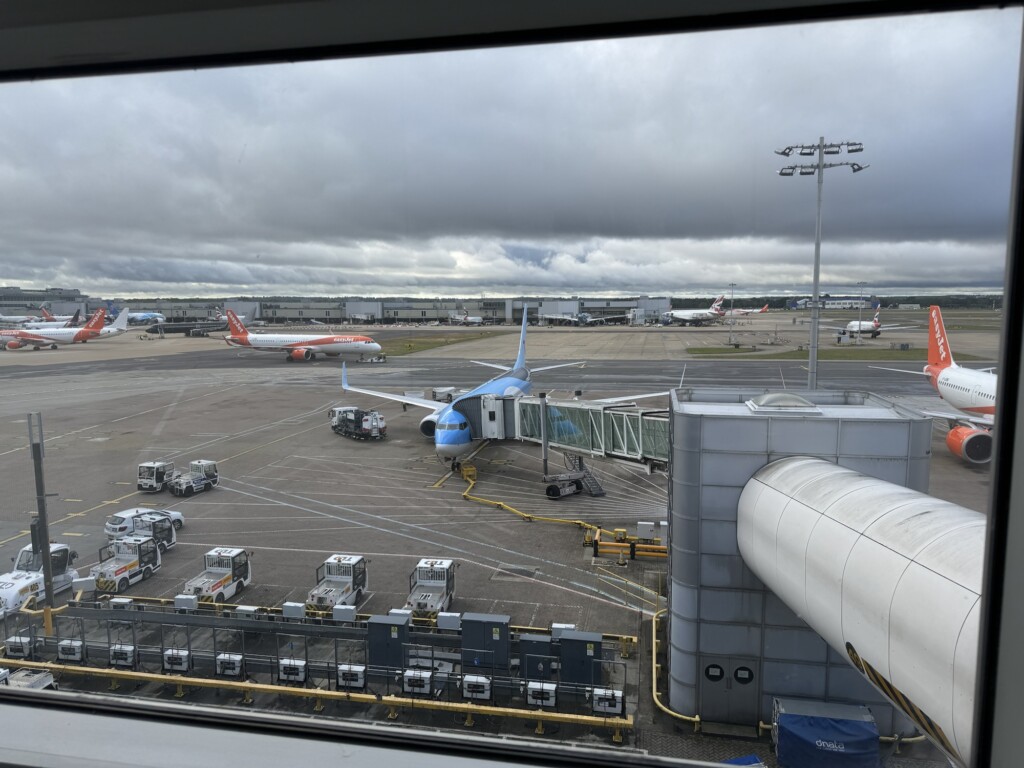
[776,137,868,390]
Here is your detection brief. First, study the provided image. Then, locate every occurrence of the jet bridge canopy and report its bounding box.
[516,396,669,466]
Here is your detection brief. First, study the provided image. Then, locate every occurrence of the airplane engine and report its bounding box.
[870,330,881,338]
[4,340,24,350]
[946,425,992,465]
[419,414,438,438]
[287,349,313,362]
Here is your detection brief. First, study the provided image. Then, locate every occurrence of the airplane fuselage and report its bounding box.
[225,332,381,358]
[433,367,531,459]
[930,364,997,417]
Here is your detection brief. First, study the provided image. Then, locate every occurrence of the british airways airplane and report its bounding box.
[342,309,584,470]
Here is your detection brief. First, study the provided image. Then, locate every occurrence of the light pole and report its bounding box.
[856,281,867,345]
[776,138,868,389]
[728,283,736,346]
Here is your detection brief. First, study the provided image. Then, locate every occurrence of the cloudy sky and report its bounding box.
[0,9,1020,299]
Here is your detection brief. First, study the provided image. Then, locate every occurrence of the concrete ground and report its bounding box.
[0,312,996,766]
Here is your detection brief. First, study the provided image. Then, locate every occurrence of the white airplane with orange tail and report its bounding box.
[224,310,381,362]
[722,303,769,317]
[875,305,997,464]
[0,307,128,350]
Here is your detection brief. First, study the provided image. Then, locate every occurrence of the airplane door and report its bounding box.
[480,394,505,439]
[698,656,759,726]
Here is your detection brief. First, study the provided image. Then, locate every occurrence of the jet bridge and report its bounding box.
[516,396,670,469]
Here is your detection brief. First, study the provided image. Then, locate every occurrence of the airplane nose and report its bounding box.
[435,442,464,459]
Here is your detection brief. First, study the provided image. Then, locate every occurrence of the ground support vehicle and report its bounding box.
[183,548,251,604]
[167,460,219,497]
[0,543,79,614]
[305,554,368,613]
[105,507,185,539]
[137,461,174,492]
[404,558,456,619]
[89,536,160,594]
[329,407,386,439]
[132,513,177,553]
[0,668,58,689]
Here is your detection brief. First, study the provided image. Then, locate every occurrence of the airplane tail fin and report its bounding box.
[226,309,248,337]
[759,304,769,313]
[711,296,725,314]
[110,306,131,330]
[513,307,529,370]
[927,305,955,370]
[872,311,881,329]
[39,305,55,321]
[68,309,80,326]
[83,308,106,331]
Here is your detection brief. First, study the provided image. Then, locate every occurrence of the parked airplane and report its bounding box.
[822,309,914,338]
[0,307,128,349]
[0,309,40,324]
[542,311,628,326]
[215,308,246,322]
[661,296,725,326]
[37,306,79,323]
[722,303,769,317]
[22,309,81,330]
[106,302,166,325]
[224,310,381,362]
[146,318,227,335]
[342,309,662,471]
[874,305,996,464]
[451,311,483,326]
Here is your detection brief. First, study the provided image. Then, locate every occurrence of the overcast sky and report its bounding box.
[0,9,1020,299]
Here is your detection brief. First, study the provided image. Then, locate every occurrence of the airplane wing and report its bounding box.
[341,363,442,411]
[921,409,994,428]
[585,314,629,323]
[878,324,918,331]
[869,365,929,375]
[533,361,586,372]
[470,361,511,371]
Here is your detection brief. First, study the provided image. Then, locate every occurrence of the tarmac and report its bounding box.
[0,309,996,766]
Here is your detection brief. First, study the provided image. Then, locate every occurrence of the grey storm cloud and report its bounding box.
[0,8,1018,298]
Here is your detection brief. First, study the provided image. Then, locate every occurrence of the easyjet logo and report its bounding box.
[932,308,947,363]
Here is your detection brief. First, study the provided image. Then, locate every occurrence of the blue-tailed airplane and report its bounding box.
[342,309,659,471]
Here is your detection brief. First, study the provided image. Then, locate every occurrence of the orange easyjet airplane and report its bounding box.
[224,310,381,362]
[0,307,128,350]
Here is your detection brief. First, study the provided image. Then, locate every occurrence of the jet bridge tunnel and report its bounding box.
[452,394,670,470]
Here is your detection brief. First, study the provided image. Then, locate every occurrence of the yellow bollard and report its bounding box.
[535,719,545,736]
[464,712,475,728]
[387,705,399,720]
[175,682,186,699]
[314,696,324,713]
[612,727,623,744]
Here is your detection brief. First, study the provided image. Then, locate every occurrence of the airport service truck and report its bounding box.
[137,461,175,492]
[167,460,219,497]
[0,543,79,614]
[183,548,252,604]
[404,558,456,619]
[90,535,161,594]
[328,407,386,439]
[305,554,368,613]
[0,668,58,690]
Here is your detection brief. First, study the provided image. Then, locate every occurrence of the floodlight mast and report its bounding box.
[775,137,868,389]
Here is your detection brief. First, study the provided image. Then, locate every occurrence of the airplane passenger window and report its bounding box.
[0,4,1019,768]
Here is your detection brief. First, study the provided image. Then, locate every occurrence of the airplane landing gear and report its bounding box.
[450,460,461,473]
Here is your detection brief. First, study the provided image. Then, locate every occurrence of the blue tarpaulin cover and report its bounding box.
[722,756,766,766]
[777,713,880,767]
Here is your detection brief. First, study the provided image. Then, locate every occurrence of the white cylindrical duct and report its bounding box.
[737,456,983,767]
